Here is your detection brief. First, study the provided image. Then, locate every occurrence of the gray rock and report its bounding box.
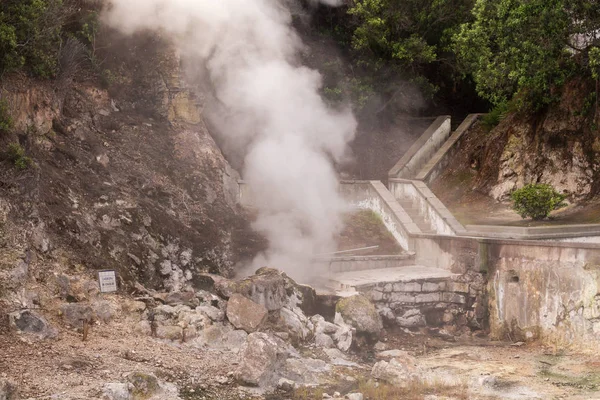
[226,293,267,333]
[277,378,296,392]
[60,303,94,327]
[333,313,353,352]
[396,309,425,327]
[336,295,383,336]
[0,378,19,400]
[236,332,289,387]
[164,291,196,306]
[322,348,359,367]
[311,315,339,335]
[371,357,420,386]
[315,332,335,348]
[196,305,224,322]
[232,268,289,311]
[281,358,331,385]
[279,307,312,340]
[9,310,57,339]
[102,382,131,400]
[346,393,364,400]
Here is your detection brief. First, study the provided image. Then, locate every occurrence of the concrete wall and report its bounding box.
[339,181,421,251]
[388,116,451,179]
[467,224,600,240]
[416,114,483,185]
[389,179,466,236]
[414,233,600,348]
[318,254,415,273]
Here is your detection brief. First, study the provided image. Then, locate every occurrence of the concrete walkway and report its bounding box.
[329,265,457,292]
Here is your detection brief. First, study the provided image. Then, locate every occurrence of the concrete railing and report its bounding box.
[466,224,600,240]
[388,116,451,179]
[389,178,467,236]
[339,180,421,251]
[416,114,483,184]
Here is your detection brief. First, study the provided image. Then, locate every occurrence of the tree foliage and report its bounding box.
[347,0,475,95]
[454,0,600,108]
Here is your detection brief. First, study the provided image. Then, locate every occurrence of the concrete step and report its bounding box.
[322,253,416,273]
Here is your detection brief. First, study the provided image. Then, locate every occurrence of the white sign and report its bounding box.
[98,270,118,293]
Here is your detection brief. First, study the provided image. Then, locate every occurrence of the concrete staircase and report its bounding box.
[396,198,436,234]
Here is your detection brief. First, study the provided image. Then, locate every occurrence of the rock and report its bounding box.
[311,315,339,335]
[279,307,312,340]
[236,332,289,387]
[333,313,353,352]
[156,325,183,341]
[346,393,364,400]
[232,268,289,311]
[277,378,296,392]
[93,300,118,323]
[396,309,425,327]
[322,348,359,367]
[374,341,388,351]
[123,300,147,314]
[194,325,248,352]
[315,333,335,348]
[127,372,160,399]
[0,378,19,400]
[164,291,197,306]
[102,382,131,400]
[196,305,224,322]
[281,358,331,385]
[376,349,411,359]
[60,303,94,327]
[226,293,267,333]
[371,357,420,386]
[8,310,57,339]
[336,295,383,336]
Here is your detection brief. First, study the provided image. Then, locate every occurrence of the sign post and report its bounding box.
[98,270,118,293]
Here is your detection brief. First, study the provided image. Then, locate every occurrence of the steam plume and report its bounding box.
[104,0,357,280]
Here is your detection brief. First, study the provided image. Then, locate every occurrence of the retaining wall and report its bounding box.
[318,254,415,273]
[389,179,466,236]
[414,234,600,348]
[388,116,451,179]
[339,180,420,251]
[416,114,483,185]
[467,224,600,240]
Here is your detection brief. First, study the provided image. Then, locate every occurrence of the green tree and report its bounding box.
[454,0,600,109]
[0,0,65,78]
[347,0,475,96]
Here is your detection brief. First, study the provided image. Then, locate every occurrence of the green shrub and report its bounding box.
[0,100,13,133]
[511,183,566,220]
[7,143,32,170]
[481,102,508,131]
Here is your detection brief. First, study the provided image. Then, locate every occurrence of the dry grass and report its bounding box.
[291,379,468,400]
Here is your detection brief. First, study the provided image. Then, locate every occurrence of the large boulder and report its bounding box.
[278,307,313,341]
[236,332,290,387]
[226,293,267,333]
[335,295,383,336]
[227,268,318,313]
[280,358,331,386]
[371,357,420,387]
[8,310,57,339]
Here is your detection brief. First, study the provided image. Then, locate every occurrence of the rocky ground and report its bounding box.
[3,265,600,400]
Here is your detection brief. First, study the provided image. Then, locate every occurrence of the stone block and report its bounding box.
[383,283,393,293]
[421,282,441,292]
[443,292,467,304]
[393,282,421,292]
[415,293,441,303]
[390,292,415,303]
[447,282,469,293]
[370,290,384,302]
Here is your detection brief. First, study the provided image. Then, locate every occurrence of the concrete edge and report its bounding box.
[415,114,484,183]
[465,224,600,240]
[389,178,468,235]
[368,181,423,237]
[388,115,451,178]
[413,232,600,249]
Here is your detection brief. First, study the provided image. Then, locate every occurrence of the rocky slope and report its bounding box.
[0,31,262,299]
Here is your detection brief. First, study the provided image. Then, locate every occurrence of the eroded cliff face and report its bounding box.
[0,32,261,293]
[475,80,600,201]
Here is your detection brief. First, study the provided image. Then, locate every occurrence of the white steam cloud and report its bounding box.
[105,0,357,280]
